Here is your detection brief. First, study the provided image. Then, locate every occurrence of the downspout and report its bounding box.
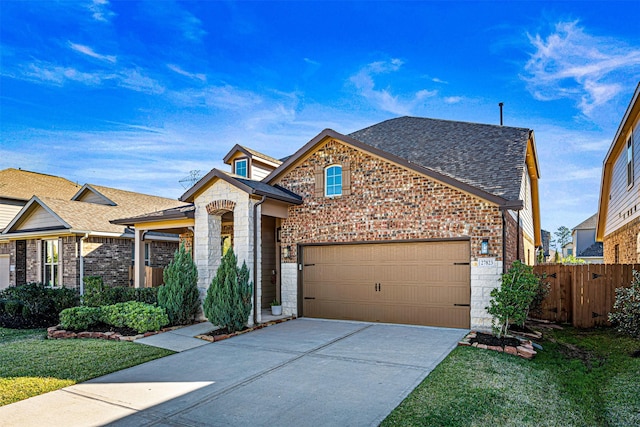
[502,211,507,274]
[79,233,89,295]
[517,210,521,262]
[253,196,267,325]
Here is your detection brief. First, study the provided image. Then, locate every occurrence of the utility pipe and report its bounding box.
[253,196,267,325]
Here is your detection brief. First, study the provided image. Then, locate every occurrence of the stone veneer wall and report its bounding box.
[275,139,507,330]
[603,217,640,263]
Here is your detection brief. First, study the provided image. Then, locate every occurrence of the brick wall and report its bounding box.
[149,241,178,268]
[276,139,504,260]
[61,236,78,288]
[603,217,640,263]
[25,240,39,283]
[83,237,132,287]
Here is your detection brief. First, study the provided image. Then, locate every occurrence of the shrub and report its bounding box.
[0,283,79,328]
[486,261,543,338]
[158,242,200,325]
[203,248,253,333]
[60,306,102,330]
[82,275,159,307]
[100,302,129,328]
[122,302,169,333]
[609,271,640,338]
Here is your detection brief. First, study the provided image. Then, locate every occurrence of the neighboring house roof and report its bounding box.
[111,204,196,225]
[578,242,604,257]
[597,82,640,241]
[2,185,187,237]
[573,213,597,231]
[180,169,303,205]
[0,168,80,201]
[348,116,534,202]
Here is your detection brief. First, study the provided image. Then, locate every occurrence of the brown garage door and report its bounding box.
[302,240,470,328]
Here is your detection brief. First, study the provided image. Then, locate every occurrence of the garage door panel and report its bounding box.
[302,241,470,328]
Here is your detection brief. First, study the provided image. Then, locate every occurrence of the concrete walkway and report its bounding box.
[0,318,467,427]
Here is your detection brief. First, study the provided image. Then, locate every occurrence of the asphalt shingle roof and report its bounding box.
[348,116,532,202]
[0,168,81,201]
[573,213,598,230]
[579,242,603,257]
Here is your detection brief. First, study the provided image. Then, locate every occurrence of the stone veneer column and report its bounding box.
[470,261,502,331]
[280,262,298,316]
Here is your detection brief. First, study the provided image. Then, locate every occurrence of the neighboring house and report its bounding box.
[0,169,186,291]
[562,242,574,259]
[597,83,640,263]
[540,229,551,261]
[118,116,541,331]
[570,214,603,263]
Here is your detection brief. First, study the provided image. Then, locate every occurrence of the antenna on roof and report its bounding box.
[179,170,202,189]
[499,102,504,126]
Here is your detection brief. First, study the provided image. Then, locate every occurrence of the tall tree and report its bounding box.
[554,226,571,252]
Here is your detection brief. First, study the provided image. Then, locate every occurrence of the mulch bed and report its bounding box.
[459,330,538,359]
[471,332,521,348]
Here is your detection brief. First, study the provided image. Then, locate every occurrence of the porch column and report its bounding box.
[134,228,145,288]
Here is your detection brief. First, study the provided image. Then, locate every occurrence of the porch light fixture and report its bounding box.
[481,239,489,255]
[283,245,290,258]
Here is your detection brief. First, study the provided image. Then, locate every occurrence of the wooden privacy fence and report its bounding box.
[533,264,639,328]
[128,266,165,288]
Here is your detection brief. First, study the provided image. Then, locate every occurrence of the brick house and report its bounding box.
[597,83,640,263]
[123,116,541,331]
[0,169,186,291]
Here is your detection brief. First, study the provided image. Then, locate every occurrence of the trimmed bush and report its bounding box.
[609,271,640,338]
[203,248,253,333]
[486,261,543,338]
[60,306,102,330]
[158,243,200,325]
[0,283,79,328]
[122,302,169,333]
[82,276,159,307]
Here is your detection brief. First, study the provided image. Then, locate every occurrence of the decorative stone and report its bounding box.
[488,345,503,352]
[477,344,488,350]
[77,332,92,338]
[504,346,518,356]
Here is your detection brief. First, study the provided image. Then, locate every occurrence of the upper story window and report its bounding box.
[325,165,342,197]
[627,133,634,188]
[235,159,248,178]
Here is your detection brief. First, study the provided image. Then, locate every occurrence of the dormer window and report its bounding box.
[325,165,342,197]
[235,159,248,178]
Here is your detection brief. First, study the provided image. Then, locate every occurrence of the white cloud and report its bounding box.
[350,59,437,115]
[87,0,115,23]
[24,62,103,86]
[444,96,462,104]
[432,77,448,84]
[167,64,206,82]
[180,11,207,41]
[304,58,320,66]
[117,68,165,94]
[522,21,640,116]
[172,84,262,109]
[69,42,117,63]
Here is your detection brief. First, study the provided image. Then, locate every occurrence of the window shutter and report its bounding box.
[314,165,324,197]
[342,161,351,196]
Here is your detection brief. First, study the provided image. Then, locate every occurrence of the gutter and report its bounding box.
[252,196,267,325]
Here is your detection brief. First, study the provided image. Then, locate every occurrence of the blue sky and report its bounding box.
[1,1,639,234]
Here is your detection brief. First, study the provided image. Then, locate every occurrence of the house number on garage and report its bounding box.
[478,257,496,267]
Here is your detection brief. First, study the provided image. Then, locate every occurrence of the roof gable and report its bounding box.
[3,197,70,233]
[72,184,117,206]
[222,144,282,167]
[573,213,597,231]
[264,128,519,207]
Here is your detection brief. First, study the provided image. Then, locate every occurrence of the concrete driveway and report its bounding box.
[1,318,467,427]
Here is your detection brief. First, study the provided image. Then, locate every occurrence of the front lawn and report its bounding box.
[0,327,174,406]
[382,327,640,427]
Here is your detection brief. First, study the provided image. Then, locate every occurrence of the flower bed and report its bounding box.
[458,331,538,359]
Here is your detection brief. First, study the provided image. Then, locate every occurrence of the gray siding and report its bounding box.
[605,118,640,236]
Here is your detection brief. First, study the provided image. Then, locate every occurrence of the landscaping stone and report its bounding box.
[460,330,539,359]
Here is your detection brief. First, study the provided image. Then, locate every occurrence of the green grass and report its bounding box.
[0,327,174,406]
[382,327,640,427]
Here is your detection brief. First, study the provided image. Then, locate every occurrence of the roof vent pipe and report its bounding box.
[499,102,504,126]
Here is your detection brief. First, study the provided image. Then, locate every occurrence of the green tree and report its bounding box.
[157,242,200,325]
[554,226,571,252]
[486,261,542,338]
[203,247,253,333]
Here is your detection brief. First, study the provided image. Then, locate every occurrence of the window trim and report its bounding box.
[131,242,150,266]
[42,239,60,288]
[234,158,249,178]
[324,164,343,197]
